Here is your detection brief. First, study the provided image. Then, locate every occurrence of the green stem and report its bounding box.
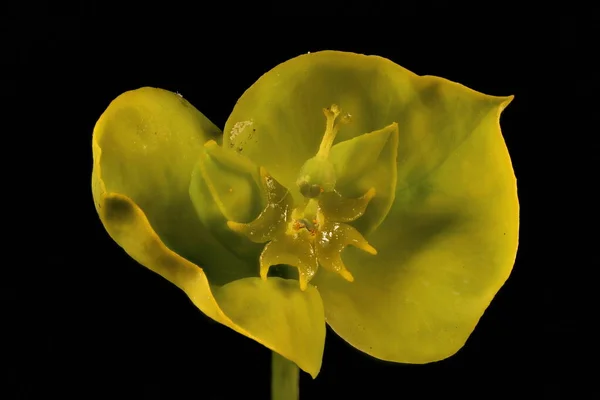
[271,351,299,400]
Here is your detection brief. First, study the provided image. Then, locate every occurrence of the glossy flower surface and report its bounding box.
[92,51,518,378]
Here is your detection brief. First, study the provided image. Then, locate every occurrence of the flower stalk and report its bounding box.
[271,351,299,400]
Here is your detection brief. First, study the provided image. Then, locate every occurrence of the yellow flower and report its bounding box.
[92,51,518,379]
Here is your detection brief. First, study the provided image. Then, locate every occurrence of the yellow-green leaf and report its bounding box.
[315,95,516,364]
[92,87,326,377]
[214,277,325,378]
[91,86,248,284]
[224,51,518,363]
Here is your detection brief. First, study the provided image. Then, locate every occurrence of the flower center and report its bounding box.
[227,104,378,290]
[289,200,322,237]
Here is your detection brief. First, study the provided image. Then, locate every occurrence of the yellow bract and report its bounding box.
[92,88,325,377]
[224,51,518,364]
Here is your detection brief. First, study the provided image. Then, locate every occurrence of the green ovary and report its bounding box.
[228,105,382,290]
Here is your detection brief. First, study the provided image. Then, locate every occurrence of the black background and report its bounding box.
[3,4,583,399]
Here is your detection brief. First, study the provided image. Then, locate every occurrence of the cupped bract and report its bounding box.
[223,51,518,363]
[92,88,326,377]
